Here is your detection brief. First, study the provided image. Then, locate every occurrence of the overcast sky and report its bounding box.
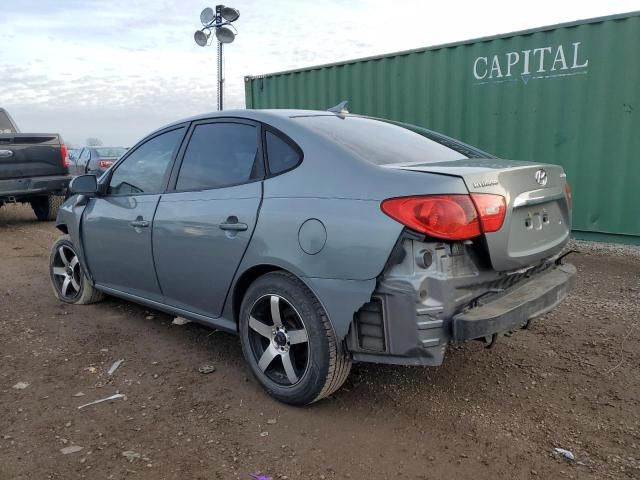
[1,0,638,146]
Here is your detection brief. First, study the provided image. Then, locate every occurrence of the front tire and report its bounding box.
[239,271,351,406]
[49,235,104,305]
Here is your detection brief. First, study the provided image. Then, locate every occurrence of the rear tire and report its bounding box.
[239,271,351,406]
[49,235,104,305]
[31,195,64,221]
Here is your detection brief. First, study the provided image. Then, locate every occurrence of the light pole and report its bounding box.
[194,5,240,111]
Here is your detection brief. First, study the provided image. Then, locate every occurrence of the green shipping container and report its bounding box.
[245,12,640,244]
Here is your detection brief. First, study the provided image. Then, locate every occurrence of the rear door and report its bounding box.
[82,126,186,302]
[152,119,263,318]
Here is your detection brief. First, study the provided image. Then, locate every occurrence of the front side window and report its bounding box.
[109,128,184,195]
[176,122,260,191]
[265,131,301,174]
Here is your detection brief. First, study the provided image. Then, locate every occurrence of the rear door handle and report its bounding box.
[130,219,150,228]
[219,216,248,232]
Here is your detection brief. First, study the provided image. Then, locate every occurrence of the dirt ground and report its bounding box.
[1,203,639,480]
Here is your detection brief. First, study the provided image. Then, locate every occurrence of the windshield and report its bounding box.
[295,115,490,165]
[94,147,127,158]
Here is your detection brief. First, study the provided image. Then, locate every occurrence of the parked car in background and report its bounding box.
[51,109,576,405]
[0,107,70,221]
[67,148,80,164]
[71,146,127,176]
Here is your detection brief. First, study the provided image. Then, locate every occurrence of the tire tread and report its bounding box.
[273,272,351,404]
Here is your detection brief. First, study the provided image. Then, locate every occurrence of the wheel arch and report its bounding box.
[230,264,285,325]
[226,263,376,341]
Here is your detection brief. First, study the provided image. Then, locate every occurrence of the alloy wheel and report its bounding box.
[51,245,82,300]
[247,294,310,386]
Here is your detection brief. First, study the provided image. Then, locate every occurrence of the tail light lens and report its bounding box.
[60,144,69,169]
[381,195,481,240]
[99,160,114,169]
[563,182,572,210]
[381,193,506,241]
[470,193,506,233]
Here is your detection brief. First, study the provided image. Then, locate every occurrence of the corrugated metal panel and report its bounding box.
[245,12,640,242]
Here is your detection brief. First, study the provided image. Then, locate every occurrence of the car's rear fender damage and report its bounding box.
[344,231,576,366]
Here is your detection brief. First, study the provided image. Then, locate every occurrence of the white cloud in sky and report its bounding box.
[1,0,638,146]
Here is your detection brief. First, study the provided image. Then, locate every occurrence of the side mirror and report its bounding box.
[69,174,98,195]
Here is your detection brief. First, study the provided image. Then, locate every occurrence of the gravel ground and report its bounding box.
[567,239,640,260]
[1,203,639,480]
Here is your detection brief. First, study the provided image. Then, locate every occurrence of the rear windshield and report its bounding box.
[295,115,488,165]
[0,111,17,133]
[94,147,127,158]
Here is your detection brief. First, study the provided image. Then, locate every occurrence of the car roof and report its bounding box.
[153,109,342,134]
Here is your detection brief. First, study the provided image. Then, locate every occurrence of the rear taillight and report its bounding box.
[99,160,114,169]
[381,195,481,240]
[563,182,572,210]
[381,193,506,241]
[60,144,69,169]
[470,193,506,233]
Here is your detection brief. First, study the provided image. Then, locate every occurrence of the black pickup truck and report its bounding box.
[0,108,70,221]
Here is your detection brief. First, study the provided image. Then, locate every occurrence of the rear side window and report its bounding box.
[94,147,127,158]
[176,122,260,191]
[296,116,480,165]
[109,127,184,195]
[265,131,301,174]
[0,111,17,133]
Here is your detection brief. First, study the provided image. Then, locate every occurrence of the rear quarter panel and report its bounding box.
[229,115,471,337]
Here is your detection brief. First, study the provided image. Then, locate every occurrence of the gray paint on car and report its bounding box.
[56,109,574,347]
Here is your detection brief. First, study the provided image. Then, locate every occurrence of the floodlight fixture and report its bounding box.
[193,5,240,111]
[200,7,215,25]
[220,6,240,22]
[215,26,235,44]
[194,29,210,47]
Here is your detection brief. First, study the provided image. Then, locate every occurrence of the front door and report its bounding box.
[152,120,263,317]
[82,127,186,302]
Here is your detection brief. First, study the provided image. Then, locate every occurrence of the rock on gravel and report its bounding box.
[60,445,83,455]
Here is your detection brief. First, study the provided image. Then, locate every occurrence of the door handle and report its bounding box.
[219,216,248,232]
[130,219,150,228]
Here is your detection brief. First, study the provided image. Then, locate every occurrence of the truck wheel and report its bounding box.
[239,271,351,406]
[49,235,104,305]
[31,195,64,221]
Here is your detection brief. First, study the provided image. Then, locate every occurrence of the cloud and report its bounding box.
[1,0,638,145]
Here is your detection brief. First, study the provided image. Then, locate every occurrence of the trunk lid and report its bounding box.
[391,159,571,271]
[0,133,66,179]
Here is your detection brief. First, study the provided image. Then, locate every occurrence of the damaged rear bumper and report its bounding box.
[451,263,576,341]
[347,236,576,367]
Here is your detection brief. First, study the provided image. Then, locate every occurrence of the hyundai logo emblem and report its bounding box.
[535,169,548,186]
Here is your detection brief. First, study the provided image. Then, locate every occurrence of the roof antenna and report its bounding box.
[327,100,349,115]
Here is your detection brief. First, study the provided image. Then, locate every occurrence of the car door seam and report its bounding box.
[219,181,265,323]
[150,194,166,298]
